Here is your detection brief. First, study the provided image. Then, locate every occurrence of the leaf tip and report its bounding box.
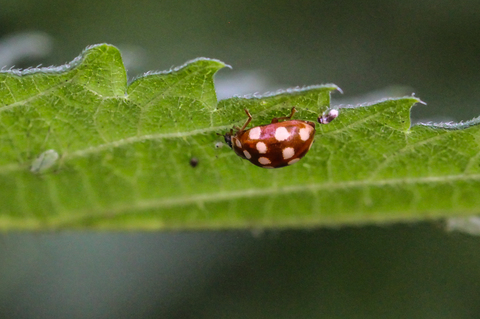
[406,92,426,106]
[83,43,117,51]
[332,84,343,94]
[180,57,229,72]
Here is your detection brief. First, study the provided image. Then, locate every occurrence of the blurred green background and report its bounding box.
[1,0,480,318]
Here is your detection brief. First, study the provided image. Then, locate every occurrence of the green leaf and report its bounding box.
[1,44,480,230]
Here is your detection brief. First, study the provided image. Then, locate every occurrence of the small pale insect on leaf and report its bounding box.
[30,149,59,173]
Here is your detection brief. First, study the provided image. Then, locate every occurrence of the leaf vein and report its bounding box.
[69,173,480,219]
[0,72,78,113]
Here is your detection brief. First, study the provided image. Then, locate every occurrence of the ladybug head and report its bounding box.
[223,129,234,148]
[217,129,234,149]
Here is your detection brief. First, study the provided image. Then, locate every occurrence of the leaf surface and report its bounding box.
[1,44,479,230]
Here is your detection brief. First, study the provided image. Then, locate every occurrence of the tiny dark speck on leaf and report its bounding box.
[190,157,199,168]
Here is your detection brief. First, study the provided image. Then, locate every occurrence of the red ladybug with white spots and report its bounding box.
[222,107,317,168]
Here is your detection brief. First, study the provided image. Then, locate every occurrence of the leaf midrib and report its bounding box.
[56,172,480,225]
[0,124,233,174]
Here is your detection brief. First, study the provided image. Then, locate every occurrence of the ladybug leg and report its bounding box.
[271,107,297,123]
[237,109,253,132]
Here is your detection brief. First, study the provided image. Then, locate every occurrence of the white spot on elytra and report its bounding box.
[288,158,300,165]
[283,147,295,159]
[256,142,267,154]
[235,138,242,148]
[275,127,290,141]
[243,150,252,159]
[299,127,310,141]
[258,157,271,165]
[249,127,261,139]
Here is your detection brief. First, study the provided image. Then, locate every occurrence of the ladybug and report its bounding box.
[222,107,316,168]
